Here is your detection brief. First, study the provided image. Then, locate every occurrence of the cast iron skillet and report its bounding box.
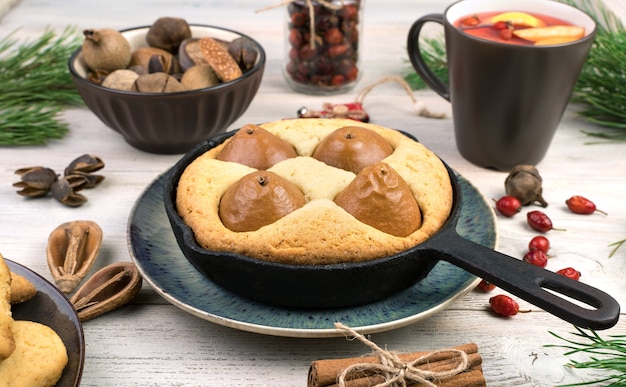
[163,130,620,330]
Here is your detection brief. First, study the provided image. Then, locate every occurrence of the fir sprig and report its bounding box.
[0,26,83,145]
[546,327,626,386]
[608,239,625,258]
[404,36,447,91]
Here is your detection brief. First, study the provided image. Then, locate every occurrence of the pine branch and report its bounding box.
[546,327,626,386]
[0,26,83,145]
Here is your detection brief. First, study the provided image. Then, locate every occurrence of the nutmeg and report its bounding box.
[216,124,297,170]
[312,126,393,174]
[219,171,306,232]
[334,162,422,237]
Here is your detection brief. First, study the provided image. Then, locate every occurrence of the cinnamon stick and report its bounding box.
[308,343,482,387]
[324,358,484,387]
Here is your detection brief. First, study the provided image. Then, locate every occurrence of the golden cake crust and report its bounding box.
[176,118,453,265]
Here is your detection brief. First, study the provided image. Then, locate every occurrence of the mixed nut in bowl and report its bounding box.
[68,18,265,154]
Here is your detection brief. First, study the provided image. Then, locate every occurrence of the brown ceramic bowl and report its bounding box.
[68,25,265,154]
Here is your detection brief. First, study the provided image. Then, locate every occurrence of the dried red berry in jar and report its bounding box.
[494,196,522,217]
[528,235,550,254]
[489,294,519,316]
[284,0,363,94]
[565,195,607,215]
[289,29,303,47]
[291,11,307,27]
[556,267,581,281]
[527,211,563,233]
[324,28,344,44]
[523,250,548,268]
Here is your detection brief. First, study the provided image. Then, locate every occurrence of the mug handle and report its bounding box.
[407,14,450,101]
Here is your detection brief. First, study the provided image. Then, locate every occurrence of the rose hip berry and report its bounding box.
[477,279,496,292]
[528,235,550,254]
[494,196,522,217]
[556,267,581,281]
[498,27,513,40]
[566,195,607,215]
[489,294,519,316]
[523,250,548,268]
[527,211,564,233]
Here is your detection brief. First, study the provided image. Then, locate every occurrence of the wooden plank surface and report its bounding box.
[1,1,625,386]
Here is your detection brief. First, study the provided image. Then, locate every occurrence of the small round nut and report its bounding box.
[101,69,139,91]
[180,65,219,90]
[146,17,191,53]
[131,72,186,93]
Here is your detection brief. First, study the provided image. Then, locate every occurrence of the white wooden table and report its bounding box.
[1,1,626,386]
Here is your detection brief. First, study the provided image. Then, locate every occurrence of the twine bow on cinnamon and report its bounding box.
[332,322,470,387]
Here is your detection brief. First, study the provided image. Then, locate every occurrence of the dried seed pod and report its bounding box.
[70,262,142,322]
[46,220,103,294]
[64,154,105,175]
[51,175,89,207]
[228,37,258,71]
[505,164,548,207]
[13,166,58,197]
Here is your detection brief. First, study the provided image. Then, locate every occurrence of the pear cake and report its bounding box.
[175,118,453,265]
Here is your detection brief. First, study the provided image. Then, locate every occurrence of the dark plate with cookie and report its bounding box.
[8,259,85,387]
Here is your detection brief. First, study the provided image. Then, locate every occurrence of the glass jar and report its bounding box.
[283,0,365,95]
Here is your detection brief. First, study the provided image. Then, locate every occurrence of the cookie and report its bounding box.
[0,320,68,387]
[0,253,14,360]
[9,272,37,305]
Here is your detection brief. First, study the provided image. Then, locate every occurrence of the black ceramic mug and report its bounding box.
[407,0,596,171]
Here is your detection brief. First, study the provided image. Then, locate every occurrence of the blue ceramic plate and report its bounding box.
[7,259,85,386]
[128,170,496,338]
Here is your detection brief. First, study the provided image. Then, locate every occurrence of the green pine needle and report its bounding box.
[404,36,448,91]
[403,0,626,141]
[546,327,626,386]
[608,239,626,258]
[0,26,83,145]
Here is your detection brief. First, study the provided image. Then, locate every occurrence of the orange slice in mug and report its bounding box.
[513,25,585,43]
[491,12,546,28]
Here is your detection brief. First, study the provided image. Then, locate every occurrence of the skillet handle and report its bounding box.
[425,229,620,330]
